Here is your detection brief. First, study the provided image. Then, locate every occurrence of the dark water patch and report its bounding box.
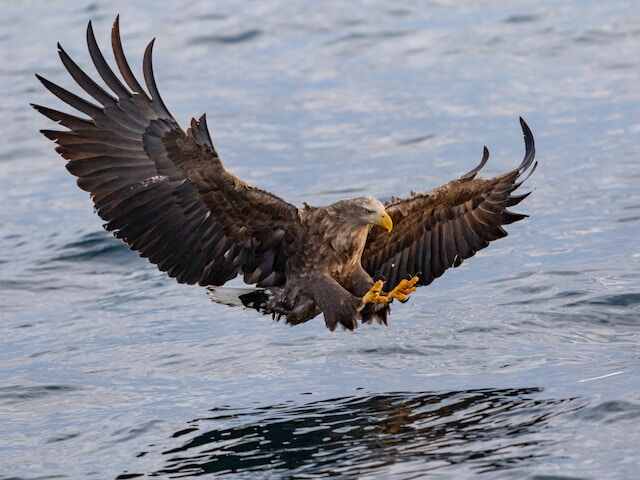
[503,14,540,24]
[530,310,639,327]
[356,346,429,356]
[617,215,640,223]
[172,427,199,438]
[82,2,99,13]
[555,290,588,299]
[112,420,164,444]
[326,29,411,46]
[396,134,436,146]
[0,385,78,406]
[508,284,553,295]
[566,293,640,309]
[486,35,503,46]
[0,277,92,292]
[530,475,587,480]
[622,203,640,210]
[339,18,366,27]
[188,29,262,45]
[311,186,369,196]
[46,432,81,444]
[574,401,640,424]
[501,290,588,307]
[29,350,52,359]
[0,279,49,291]
[544,270,588,277]
[457,325,503,334]
[196,12,228,22]
[158,352,187,367]
[0,231,20,240]
[605,61,637,71]
[125,388,581,479]
[388,8,412,17]
[488,271,537,284]
[44,230,134,265]
[0,476,69,480]
[574,29,629,45]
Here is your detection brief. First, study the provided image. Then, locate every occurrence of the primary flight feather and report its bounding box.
[33,17,537,331]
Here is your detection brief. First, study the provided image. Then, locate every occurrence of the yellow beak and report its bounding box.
[377,210,393,233]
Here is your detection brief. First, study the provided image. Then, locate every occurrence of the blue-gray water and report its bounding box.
[1,1,639,479]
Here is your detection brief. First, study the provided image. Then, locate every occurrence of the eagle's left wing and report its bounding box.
[362,118,536,290]
[33,17,300,288]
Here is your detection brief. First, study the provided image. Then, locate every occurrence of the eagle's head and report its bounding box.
[330,196,393,233]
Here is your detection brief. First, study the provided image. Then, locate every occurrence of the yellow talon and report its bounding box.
[361,276,420,307]
[388,276,419,303]
[361,280,391,305]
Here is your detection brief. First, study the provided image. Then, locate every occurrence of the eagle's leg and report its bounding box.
[306,274,362,331]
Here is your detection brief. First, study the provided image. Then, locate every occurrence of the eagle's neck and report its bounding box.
[328,222,370,264]
[302,207,370,269]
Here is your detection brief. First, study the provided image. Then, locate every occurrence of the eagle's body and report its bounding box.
[34,17,538,331]
[270,202,387,329]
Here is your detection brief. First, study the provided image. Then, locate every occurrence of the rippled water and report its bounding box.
[2,1,640,479]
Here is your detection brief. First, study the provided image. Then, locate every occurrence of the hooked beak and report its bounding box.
[376,210,393,233]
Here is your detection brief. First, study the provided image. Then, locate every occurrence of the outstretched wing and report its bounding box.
[33,17,299,287]
[362,118,537,290]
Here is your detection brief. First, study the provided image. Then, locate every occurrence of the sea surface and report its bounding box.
[1,1,639,479]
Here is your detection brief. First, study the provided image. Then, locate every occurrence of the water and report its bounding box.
[1,1,639,478]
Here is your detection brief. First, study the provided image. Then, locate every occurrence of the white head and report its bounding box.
[330,196,393,232]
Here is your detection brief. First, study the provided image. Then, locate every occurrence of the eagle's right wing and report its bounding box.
[33,17,299,288]
[362,118,537,290]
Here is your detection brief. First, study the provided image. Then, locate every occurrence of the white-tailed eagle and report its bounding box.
[33,17,537,331]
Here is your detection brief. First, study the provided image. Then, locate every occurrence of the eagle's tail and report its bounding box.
[207,287,272,312]
[207,286,297,323]
[208,286,388,329]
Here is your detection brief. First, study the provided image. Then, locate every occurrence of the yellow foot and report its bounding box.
[361,280,391,306]
[388,276,419,302]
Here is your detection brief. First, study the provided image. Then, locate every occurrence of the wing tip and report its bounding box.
[144,37,157,59]
[39,129,66,141]
[112,14,122,42]
[34,73,53,91]
[517,116,536,172]
[86,20,95,41]
[460,144,490,181]
[31,102,51,117]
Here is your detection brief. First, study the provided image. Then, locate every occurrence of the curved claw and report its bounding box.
[388,276,419,303]
[361,280,390,306]
[361,276,419,309]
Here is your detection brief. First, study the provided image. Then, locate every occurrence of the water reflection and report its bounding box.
[128,388,580,479]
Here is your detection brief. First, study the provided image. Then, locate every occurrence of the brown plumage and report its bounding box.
[33,17,538,331]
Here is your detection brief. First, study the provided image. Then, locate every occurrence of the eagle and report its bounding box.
[33,17,537,331]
